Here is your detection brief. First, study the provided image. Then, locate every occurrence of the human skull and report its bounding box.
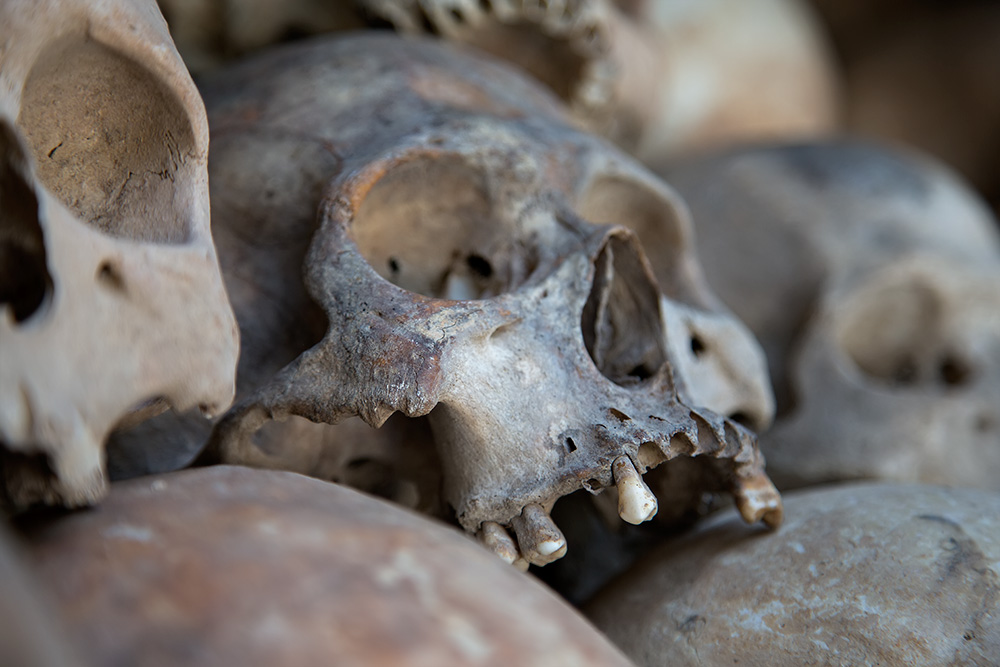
[586,482,1000,666]
[0,0,239,509]
[360,0,839,162]
[18,466,635,666]
[662,141,1000,489]
[196,33,781,567]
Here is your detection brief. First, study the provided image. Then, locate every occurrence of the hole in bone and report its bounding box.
[689,333,706,357]
[578,176,694,301]
[609,408,631,422]
[96,261,126,293]
[727,411,753,429]
[0,126,53,324]
[938,355,972,387]
[581,235,667,386]
[583,478,603,492]
[351,155,534,299]
[564,437,577,453]
[18,36,197,243]
[636,442,666,472]
[837,278,967,389]
[449,8,464,24]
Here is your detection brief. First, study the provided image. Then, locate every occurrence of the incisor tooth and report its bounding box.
[477,521,520,566]
[612,456,658,524]
[510,503,567,566]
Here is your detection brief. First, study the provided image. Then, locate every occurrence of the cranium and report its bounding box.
[0,0,239,509]
[194,33,780,567]
[587,482,1000,666]
[360,0,839,162]
[663,141,1000,489]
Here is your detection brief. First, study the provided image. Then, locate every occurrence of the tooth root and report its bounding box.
[612,456,658,525]
[477,521,521,566]
[733,471,784,529]
[510,503,567,566]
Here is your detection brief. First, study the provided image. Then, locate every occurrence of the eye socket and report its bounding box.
[350,154,536,299]
[836,278,975,390]
[17,37,197,244]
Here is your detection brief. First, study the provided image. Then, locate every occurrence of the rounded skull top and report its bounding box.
[0,0,239,509]
[197,32,781,567]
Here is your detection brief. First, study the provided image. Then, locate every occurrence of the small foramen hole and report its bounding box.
[387,257,400,273]
[690,334,706,357]
[565,437,577,453]
[728,412,752,428]
[96,260,126,292]
[449,8,464,23]
[466,254,493,278]
[939,356,971,387]
[609,408,631,422]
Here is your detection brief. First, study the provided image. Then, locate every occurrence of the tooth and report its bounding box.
[733,471,784,529]
[477,521,520,566]
[612,456,658,524]
[510,503,567,566]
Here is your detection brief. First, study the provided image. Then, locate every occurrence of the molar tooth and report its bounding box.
[510,503,567,566]
[733,471,784,529]
[477,521,521,566]
[612,456,658,524]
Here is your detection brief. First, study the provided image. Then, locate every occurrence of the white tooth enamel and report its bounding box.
[536,539,565,556]
[510,503,569,566]
[613,456,658,525]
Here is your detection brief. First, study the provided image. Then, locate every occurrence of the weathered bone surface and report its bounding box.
[0,0,239,509]
[662,142,1000,489]
[17,465,634,667]
[587,483,1000,666]
[194,33,780,565]
[361,0,839,162]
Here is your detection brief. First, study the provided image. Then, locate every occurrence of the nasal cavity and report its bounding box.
[0,126,53,324]
[581,234,667,386]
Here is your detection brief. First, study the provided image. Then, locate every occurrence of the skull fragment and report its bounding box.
[0,0,239,509]
[198,33,781,566]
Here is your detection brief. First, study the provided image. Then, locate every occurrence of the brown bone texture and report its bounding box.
[197,33,780,562]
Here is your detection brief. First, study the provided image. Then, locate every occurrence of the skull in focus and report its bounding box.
[0,0,239,509]
[663,141,1000,490]
[195,33,781,567]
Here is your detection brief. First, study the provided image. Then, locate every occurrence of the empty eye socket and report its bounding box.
[350,154,535,299]
[837,279,974,389]
[17,37,196,244]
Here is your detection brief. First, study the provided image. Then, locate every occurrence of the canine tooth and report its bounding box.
[612,456,658,524]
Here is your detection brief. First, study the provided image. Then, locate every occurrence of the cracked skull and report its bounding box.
[0,0,239,509]
[664,141,1000,490]
[199,33,781,567]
